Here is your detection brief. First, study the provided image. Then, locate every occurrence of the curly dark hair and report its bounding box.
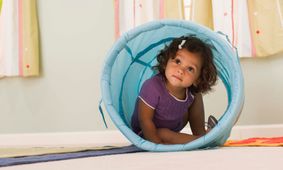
[153,35,217,94]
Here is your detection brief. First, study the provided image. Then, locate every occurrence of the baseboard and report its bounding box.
[228,124,283,140]
[0,124,282,147]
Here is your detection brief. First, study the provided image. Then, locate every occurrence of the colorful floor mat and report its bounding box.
[224,137,283,146]
[1,137,282,167]
[0,145,144,167]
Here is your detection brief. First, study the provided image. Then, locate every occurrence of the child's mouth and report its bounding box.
[172,75,182,81]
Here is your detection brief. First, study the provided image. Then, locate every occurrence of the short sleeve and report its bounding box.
[138,78,160,109]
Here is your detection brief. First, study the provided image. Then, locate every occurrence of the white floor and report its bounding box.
[1,124,283,170]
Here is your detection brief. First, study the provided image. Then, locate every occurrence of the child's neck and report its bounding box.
[165,82,186,100]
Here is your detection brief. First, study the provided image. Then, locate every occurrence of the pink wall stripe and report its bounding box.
[18,0,23,76]
[159,0,164,19]
[114,0,120,39]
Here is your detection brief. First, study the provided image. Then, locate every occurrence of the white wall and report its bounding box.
[0,0,116,133]
[205,52,283,125]
[0,0,282,134]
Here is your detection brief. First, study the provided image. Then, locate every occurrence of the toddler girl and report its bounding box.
[131,36,218,144]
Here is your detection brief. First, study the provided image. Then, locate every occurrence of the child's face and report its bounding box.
[165,49,202,90]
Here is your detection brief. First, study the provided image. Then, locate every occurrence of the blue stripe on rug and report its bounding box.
[0,145,144,167]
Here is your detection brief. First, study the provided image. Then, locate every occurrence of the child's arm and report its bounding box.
[138,99,163,144]
[186,93,206,136]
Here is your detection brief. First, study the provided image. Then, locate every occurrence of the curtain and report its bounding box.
[247,0,283,57]
[114,0,184,39]
[191,0,283,58]
[0,0,2,14]
[190,0,214,29]
[0,0,39,78]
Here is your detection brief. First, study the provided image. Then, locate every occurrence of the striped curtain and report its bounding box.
[114,0,184,39]
[0,0,39,78]
[191,0,283,58]
[0,0,2,14]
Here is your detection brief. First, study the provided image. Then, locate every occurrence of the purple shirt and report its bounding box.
[131,74,194,134]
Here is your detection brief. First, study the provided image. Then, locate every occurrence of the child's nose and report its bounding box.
[177,67,185,75]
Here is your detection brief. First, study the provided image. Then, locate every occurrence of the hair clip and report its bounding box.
[178,40,186,49]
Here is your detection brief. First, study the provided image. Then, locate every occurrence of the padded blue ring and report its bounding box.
[101,20,244,152]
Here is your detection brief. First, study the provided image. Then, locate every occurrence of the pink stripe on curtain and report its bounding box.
[114,0,120,39]
[231,0,235,46]
[133,0,136,27]
[18,0,23,76]
[159,0,164,19]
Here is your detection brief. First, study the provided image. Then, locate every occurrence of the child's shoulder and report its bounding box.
[141,74,164,92]
[144,74,163,85]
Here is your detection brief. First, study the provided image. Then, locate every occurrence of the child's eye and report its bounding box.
[187,67,195,73]
[174,59,181,64]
